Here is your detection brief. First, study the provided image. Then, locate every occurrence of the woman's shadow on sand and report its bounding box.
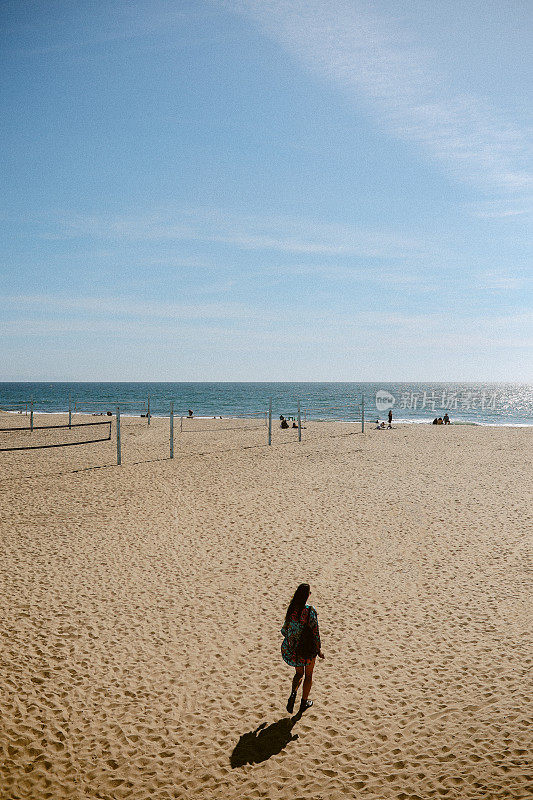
[230,712,302,768]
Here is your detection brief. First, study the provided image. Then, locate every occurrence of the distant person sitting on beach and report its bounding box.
[281,583,324,715]
[188,409,193,418]
[280,415,285,421]
[433,418,438,424]
[292,422,298,428]
[437,417,443,425]
[280,418,289,429]
[443,413,450,424]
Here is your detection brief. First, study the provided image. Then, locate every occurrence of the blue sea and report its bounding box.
[0,383,532,426]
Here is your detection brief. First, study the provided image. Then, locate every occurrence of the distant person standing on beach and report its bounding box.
[281,583,324,714]
[388,408,392,428]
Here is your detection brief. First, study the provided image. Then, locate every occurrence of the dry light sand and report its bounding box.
[0,413,531,800]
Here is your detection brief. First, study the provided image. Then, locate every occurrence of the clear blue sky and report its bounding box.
[1,0,531,381]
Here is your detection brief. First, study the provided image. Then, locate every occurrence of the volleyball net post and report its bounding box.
[147,396,151,426]
[268,399,272,446]
[30,400,34,432]
[170,402,174,459]
[68,393,72,429]
[116,407,121,465]
[361,395,365,433]
[297,400,302,442]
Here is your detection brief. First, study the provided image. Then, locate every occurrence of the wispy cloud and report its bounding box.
[2,294,254,322]
[3,300,531,351]
[477,270,525,291]
[228,0,531,194]
[258,261,439,291]
[5,3,196,57]
[44,208,424,258]
[468,198,533,219]
[0,319,128,337]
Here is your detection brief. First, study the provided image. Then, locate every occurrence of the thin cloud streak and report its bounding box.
[2,311,531,351]
[2,294,255,322]
[5,4,196,57]
[3,294,531,341]
[477,271,525,291]
[44,208,425,258]
[229,0,531,194]
[468,198,533,219]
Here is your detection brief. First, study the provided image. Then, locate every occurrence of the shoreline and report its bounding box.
[1,408,532,427]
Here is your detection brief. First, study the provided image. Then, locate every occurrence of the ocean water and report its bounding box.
[0,383,532,426]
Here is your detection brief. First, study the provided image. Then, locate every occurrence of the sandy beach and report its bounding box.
[0,413,531,800]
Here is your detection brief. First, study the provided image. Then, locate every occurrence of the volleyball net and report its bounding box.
[0,400,30,415]
[296,397,367,434]
[69,397,151,424]
[303,403,363,423]
[0,419,112,452]
[179,412,267,433]
[0,393,369,464]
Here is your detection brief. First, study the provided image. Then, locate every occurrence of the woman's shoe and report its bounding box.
[299,699,313,713]
[286,691,297,713]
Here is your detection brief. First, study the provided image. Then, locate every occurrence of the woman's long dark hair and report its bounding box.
[284,583,310,627]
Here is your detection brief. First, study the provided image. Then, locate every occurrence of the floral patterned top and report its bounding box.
[281,604,321,667]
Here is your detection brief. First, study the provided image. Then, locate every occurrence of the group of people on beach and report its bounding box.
[375,409,393,429]
[188,410,223,419]
[280,415,298,429]
[374,410,452,427]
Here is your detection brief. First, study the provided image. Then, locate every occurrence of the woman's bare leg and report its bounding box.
[291,666,304,693]
[287,666,304,712]
[301,659,316,701]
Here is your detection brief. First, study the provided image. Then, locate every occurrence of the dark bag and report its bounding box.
[295,608,318,660]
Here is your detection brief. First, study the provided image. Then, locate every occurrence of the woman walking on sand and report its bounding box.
[281,583,324,714]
